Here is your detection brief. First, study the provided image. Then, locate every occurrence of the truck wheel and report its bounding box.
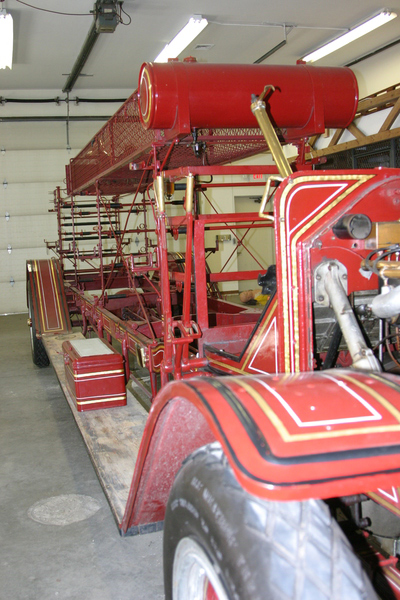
[164,442,377,600]
[28,283,49,368]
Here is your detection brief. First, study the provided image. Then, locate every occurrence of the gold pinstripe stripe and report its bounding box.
[242,301,278,371]
[278,174,374,372]
[50,259,64,329]
[66,364,124,379]
[368,491,400,516]
[76,396,126,405]
[289,176,373,371]
[207,301,278,375]
[339,373,400,422]
[227,375,400,443]
[34,260,65,334]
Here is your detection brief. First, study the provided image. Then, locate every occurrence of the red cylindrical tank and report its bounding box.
[138,61,358,135]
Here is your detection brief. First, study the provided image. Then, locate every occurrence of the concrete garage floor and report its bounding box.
[0,314,164,600]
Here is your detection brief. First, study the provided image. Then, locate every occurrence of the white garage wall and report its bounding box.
[351,44,400,97]
[0,147,76,313]
[0,93,125,314]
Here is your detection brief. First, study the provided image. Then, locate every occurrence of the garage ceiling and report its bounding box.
[1,0,400,96]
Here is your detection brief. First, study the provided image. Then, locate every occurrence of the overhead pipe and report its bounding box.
[62,1,121,94]
[0,98,126,104]
[0,116,110,123]
[62,20,99,94]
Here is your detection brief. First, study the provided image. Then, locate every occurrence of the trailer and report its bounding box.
[27,60,400,599]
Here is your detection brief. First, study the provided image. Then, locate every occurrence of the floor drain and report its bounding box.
[28,494,101,526]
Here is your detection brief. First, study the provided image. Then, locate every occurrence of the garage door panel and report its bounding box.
[0,281,27,314]
[0,182,60,215]
[0,246,51,283]
[0,128,74,313]
[1,215,57,249]
[0,149,71,183]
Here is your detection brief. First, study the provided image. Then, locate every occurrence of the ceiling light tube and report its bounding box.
[155,16,208,63]
[0,8,13,70]
[302,10,397,63]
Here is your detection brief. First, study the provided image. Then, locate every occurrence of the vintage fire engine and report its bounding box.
[27,61,400,599]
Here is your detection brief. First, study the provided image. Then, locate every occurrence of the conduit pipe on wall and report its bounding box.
[0,116,109,122]
[0,98,126,104]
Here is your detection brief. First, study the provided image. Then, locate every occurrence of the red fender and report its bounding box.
[121,369,400,534]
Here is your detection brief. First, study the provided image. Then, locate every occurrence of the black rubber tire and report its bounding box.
[28,283,50,368]
[163,442,378,600]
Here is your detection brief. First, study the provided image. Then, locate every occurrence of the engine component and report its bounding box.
[362,245,400,280]
[315,261,381,371]
[370,285,400,319]
[332,214,372,240]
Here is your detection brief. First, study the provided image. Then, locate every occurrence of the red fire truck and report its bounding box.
[27,60,400,599]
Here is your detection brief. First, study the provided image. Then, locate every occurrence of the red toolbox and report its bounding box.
[62,338,127,411]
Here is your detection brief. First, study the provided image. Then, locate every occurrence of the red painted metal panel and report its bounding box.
[203,299,280,376]
[121,397,215,531]
[273,169,400,374]
[27,258,71,335]
[62,338,126,411]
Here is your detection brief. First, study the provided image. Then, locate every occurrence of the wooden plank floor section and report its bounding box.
[43,332,148,527]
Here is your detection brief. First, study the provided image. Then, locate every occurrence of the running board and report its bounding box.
[42,332,148,529]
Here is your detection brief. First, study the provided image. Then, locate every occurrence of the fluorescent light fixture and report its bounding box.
[302,10,397,63]
[155,16,208,63]
[0,8,13,69]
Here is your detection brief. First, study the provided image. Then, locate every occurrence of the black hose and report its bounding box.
[322,322,342,370]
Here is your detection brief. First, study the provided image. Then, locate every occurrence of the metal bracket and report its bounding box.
[258,175,283,220]
[314,260,347,306]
